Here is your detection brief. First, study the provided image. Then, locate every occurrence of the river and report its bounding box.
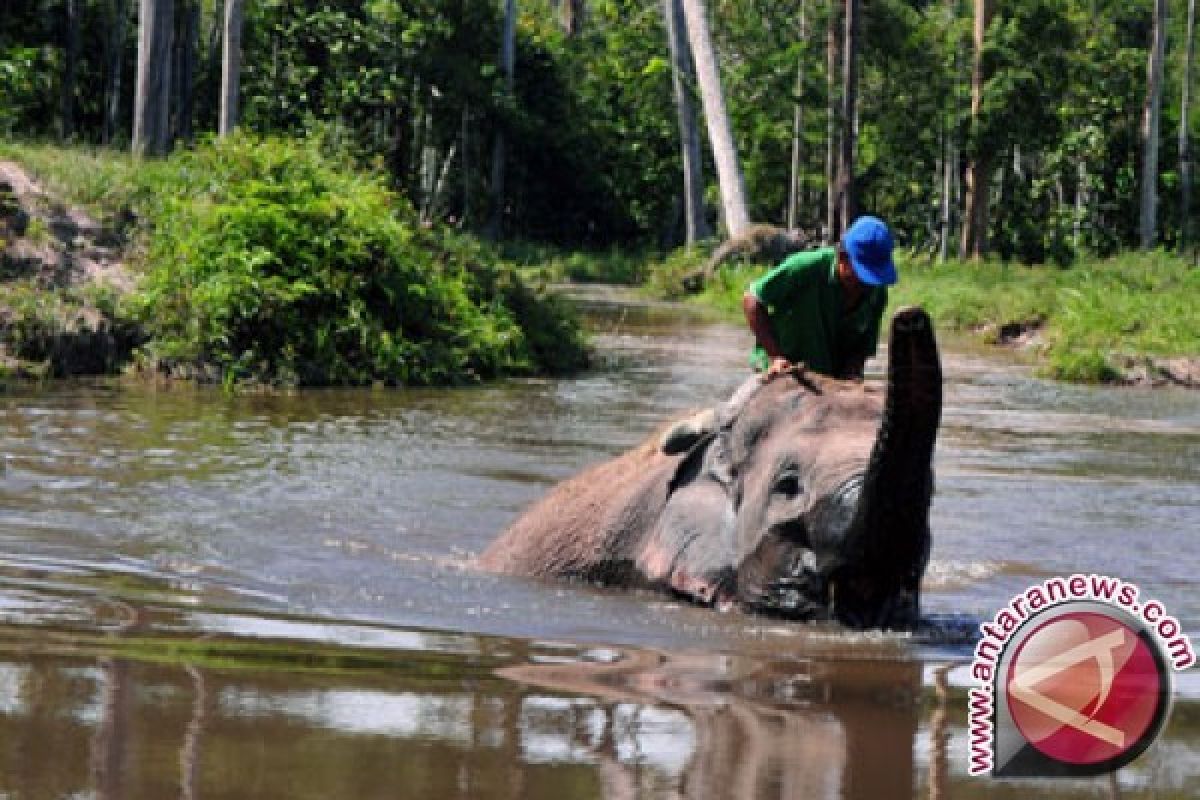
[0,285,1197,798]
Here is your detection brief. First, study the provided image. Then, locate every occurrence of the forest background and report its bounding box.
[1,0,1198,385]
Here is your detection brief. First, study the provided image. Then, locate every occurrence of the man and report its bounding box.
[661,215,897,454]
[744,214,896,382]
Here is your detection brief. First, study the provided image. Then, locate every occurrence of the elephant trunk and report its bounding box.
[836,307,942,629]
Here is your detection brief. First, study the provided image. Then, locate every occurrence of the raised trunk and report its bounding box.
[838,307,942,629]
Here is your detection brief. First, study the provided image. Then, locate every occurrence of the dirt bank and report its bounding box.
[978,318,1200,388]
[0,160,137,378]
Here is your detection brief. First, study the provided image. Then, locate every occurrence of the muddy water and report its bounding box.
[0,285,1197,799]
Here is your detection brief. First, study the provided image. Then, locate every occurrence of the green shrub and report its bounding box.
[123,135,587,386]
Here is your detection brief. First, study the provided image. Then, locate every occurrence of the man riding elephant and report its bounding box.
[663,215,898,454]
[746,214,896,382]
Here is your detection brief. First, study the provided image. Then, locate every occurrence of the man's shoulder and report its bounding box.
[777,246,837,273]
[760,246,835,288]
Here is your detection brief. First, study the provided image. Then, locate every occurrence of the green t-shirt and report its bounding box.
[747,247,887,376]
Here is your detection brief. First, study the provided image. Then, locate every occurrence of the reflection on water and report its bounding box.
[1,285,1198,798]
[0,628,1197,799]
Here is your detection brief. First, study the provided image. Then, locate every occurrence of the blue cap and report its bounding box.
[842,215,896,286]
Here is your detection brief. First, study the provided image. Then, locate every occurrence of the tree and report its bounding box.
[826,1,842,240]
[219,0,243,135]
[961,0,992,258]
[679,0,750,238]
[103,0,130,144]
[663,0,708,245]
[488,0,517,239]
[1180,0,1196,251]
[836,0,860,232]
[62,0,81,139]
[1139,0,1167,249]
[174,0,199,143]
[787,0,809,232]
[133,0,174,156]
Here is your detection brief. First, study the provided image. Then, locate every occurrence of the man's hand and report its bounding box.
[762,356,794,382]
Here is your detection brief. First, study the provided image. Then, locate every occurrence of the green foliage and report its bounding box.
[123,135,587,386]
[502,240,651,285]
[642,247,711,298]
[2,0,1199,258]
[889,252,1200,383]
[0,45,56,136]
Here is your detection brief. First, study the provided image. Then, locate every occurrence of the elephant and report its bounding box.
[478,306,942,630]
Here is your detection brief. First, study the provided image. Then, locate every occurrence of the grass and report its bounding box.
[0,140,172,220]
[501,239,653,285]
[890,253,1200,381]
[643,248,1200,384]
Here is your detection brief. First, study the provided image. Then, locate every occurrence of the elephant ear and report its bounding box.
[636,438,738,608]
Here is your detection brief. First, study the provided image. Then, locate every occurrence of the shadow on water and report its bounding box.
[1,284,1198,797]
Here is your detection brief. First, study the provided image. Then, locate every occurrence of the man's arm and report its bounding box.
[743,292,792,379]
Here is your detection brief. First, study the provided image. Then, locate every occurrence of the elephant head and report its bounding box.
[640,307,941,630]
[479,306,941,632]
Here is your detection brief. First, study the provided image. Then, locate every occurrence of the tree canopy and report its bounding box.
[1,0,1196,260]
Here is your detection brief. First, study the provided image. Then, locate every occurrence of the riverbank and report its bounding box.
[632,246,1200,387]
[0,138,588,386]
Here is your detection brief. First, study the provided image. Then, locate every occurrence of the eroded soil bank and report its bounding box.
[0,160,137,379]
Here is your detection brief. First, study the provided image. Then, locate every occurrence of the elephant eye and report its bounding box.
[774,470,803,497]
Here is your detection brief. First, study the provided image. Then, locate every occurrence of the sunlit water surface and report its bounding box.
[1,285,1197,798]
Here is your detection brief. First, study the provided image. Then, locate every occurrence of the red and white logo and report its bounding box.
[1006,610,1165,767]
[966,575,1192,778]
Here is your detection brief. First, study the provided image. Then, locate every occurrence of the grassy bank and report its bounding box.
[645,248,1200,384]
[0,137,588,386]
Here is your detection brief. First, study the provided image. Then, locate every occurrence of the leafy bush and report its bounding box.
[124,135,587,386]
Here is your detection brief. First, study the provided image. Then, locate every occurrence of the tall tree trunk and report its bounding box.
[133,0,174,157]
[836,0,859,230]
[1140,0,1168,249]
[939,126,956,262]
[488,0,517,239]
[173,0,198,144]
[62,0,81,140]
[663,0,709,246]
[103,0,130,145]
[940,0,963,262]
[961,0,992,259]
[219,0,243,136]
[1074,159,1086,251]
[1180,0,1196,252]
[461,104,471,226]
[679,0,750,238]
[825,1,843,241]
[787,0,808,231]
[556,0,585,36]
